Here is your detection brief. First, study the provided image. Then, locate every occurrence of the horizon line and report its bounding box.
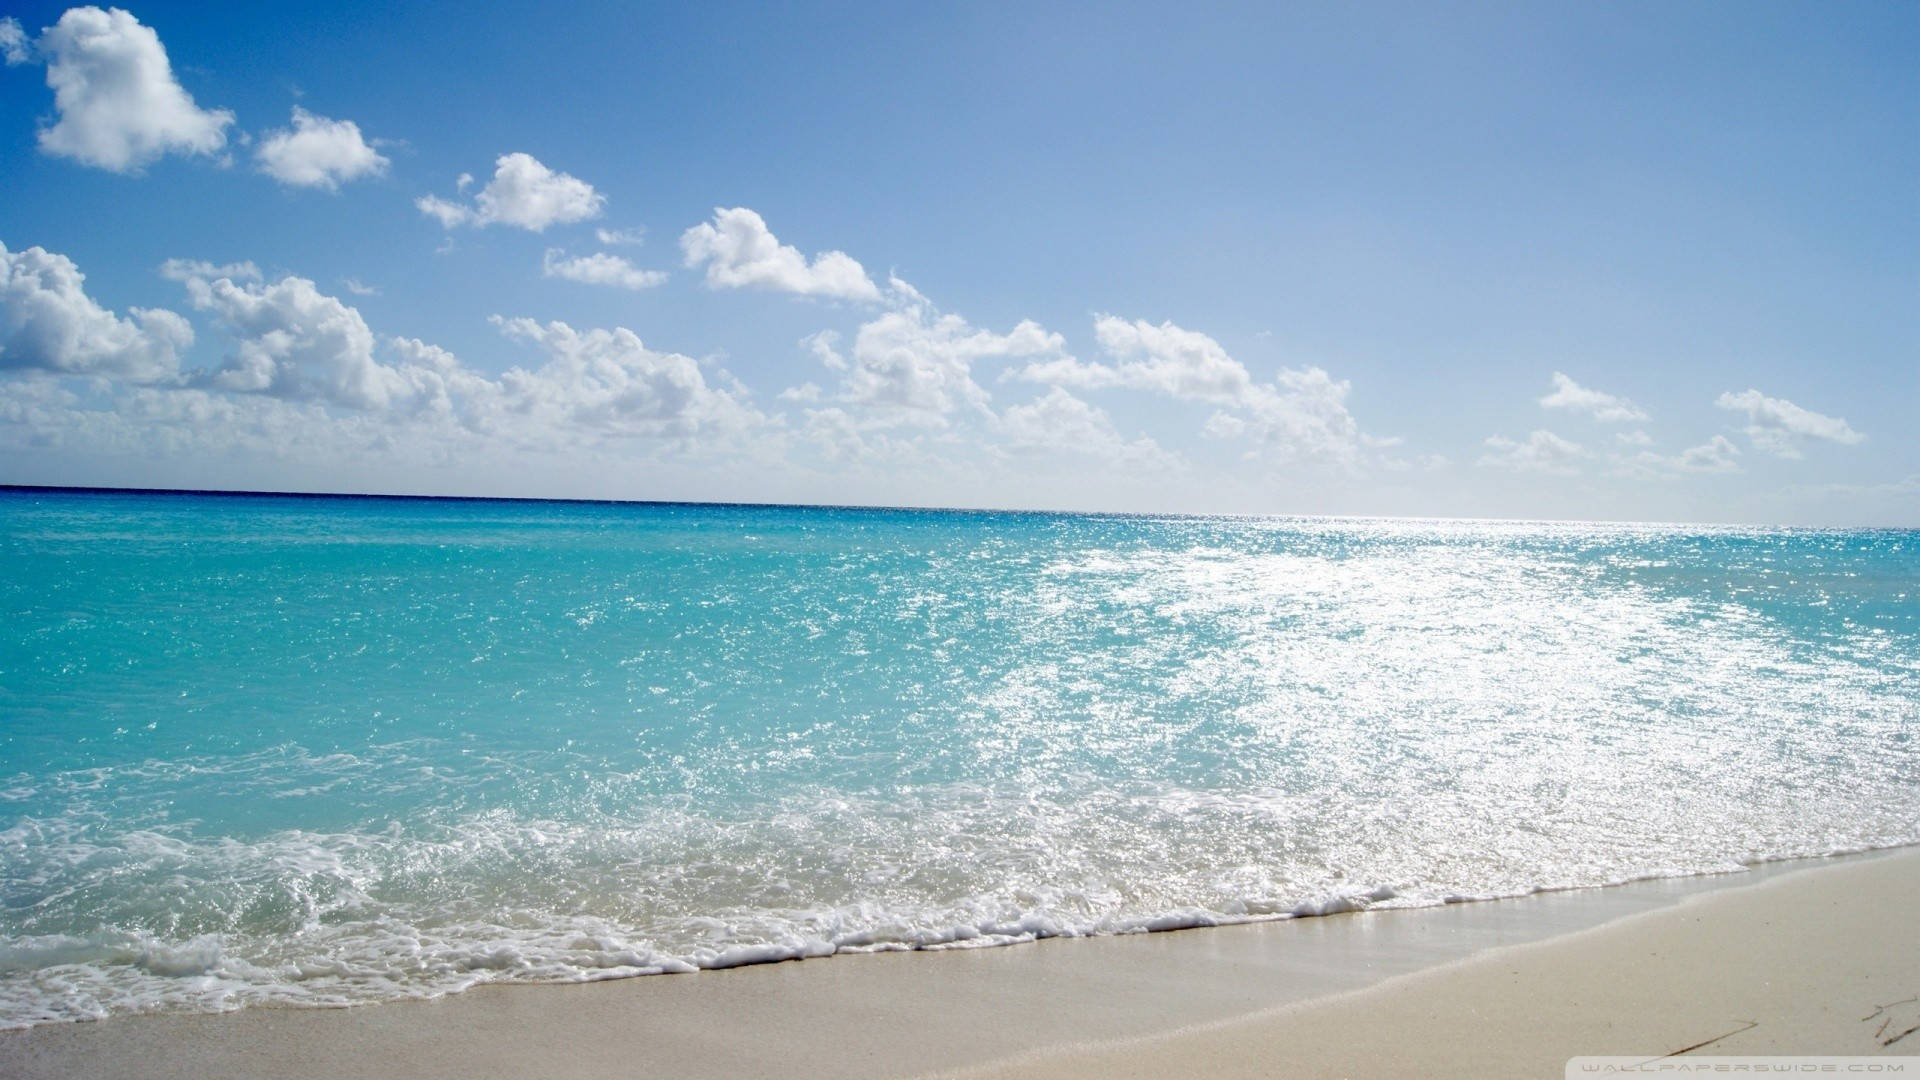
[1,483,1910,532]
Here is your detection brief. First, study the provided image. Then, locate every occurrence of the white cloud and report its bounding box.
[1673,434,1741,473]
[1,241,192,381]
[415,200,462,227]
[595,226,646,246]
[0,367,565,479]
[541,249,667,291]
[417,153,605,231]
[817,289,1066,428]
[254,107,388,190]
[1616,433,1742,476]
[384,323,766,448]
[1240,365,1365,465]
[0,379,367,465]
[32,6,233,172]
[378,335,498,426]
[680,207,879,301]
[159,258,259,283]
[1017,316,1254,403]
[1200,411,1246,439]
[1715,389,1864,458]
[792,405,939,466]
[2,253,778,476]
[1538,372,1649,423]
[1478,430,1586,474]
[802,329,846,370]
[175,268,415,410]
[1615,429,1654,447]
[487,317,763,441]
[1,17,29,64]
[1014,316,1366,464]
[340,277,378,297]
[799,406,880,463]
[999,387,1173,467]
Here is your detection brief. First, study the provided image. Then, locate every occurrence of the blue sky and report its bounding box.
[1,1,1913,523]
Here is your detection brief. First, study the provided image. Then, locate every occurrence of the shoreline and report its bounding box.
[2,846,1913,1079]
[14,482,1907,531]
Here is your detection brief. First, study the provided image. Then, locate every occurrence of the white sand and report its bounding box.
[957,847,1920,1079]
[0,848,1913,1080]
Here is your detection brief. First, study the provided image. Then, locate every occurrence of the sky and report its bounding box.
[0,1,1913,524]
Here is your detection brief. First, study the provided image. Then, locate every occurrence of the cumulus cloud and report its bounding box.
[414,199,465,228]
[1019,316,1256,403]
[541,249,667,291]
[1478,430,1586,474]
[797,406,901,464]
[30,6,233,172]
[417,153,604,231]
[173,266,413,410]
[595,227,646,246]
[165,267,500,425]
[1200,411,1247,440]
[809,287,1067,428]
[1538,372,1649,423]
[488,317,763,441]
[1,241,192,381]
[680,208,879,301]
[376,335,501,427]
[1233,366,1366,465]
[1715,389,1864,458]
[1,17,28,65]
[254,107,388,190]
[999,387,1174,468]
[1673,434,1741,473]
[1014,316,1366,465]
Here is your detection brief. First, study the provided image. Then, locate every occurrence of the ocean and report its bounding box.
[0,487,1914,1028]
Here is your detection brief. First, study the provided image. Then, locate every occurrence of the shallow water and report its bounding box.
[1,488,1915,1027]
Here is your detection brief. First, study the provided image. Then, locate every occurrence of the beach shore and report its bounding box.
[2,847,1913,1080]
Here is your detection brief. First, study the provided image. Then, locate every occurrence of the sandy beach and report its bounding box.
[963,846,1920,1079]
[1,846,1912,1080]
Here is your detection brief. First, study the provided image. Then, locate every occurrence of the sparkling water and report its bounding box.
[1,488,1915,1027]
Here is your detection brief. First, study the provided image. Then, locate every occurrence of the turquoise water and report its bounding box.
[1,488,1915,1026]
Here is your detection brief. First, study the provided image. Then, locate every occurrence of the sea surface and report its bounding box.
[0,488,1915,1028]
